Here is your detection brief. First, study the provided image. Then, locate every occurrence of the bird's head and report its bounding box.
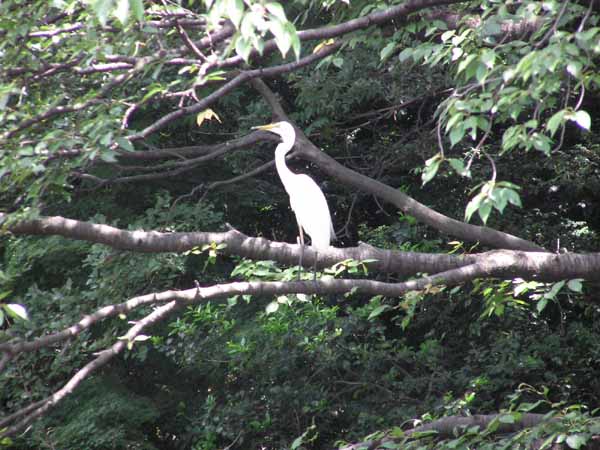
[252,121,295,141]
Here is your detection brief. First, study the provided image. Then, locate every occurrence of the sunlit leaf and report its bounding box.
[270,19,290,57]
[91,0,114,26]
[572,110,591,131]
[129,0,144,21]
[567,279,583,292]
[313,39,335,53]
[114,0,130,25]
[4,304,28,321]
[197,108,222,127]
[265,2,286,21]
[227,0,244,28]
[422,154,442,185]
[265,301,279,314]
[380,42,396,61]
[368,304,390,320]
[566,434,588,449]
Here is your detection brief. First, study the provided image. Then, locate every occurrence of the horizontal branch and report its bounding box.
[0,264,488,360]
[2,214,600,282]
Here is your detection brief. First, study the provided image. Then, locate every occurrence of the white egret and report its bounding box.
[253,121,334,273]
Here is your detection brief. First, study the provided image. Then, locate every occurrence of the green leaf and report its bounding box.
[398,48,413,63]
[504,188,522,207]
[567,279,583,292]
[129,0,144,21]
[91,0,114,26]
[368,305,390,320]
[4,303,28,321]
[572,110,591,131]
[100,152,117,163]
[448,158,469,177]
[566,434,588,449]
[449,124,465,147]
[546,110,565,136]
[380,42,396,61]
[290,29,301,60]
[265,301,279,314]
[422,154,442,185]
[270,19,291,57]
[566,61,582,77]
[284,22,300,60]
[546,280,565,299]
[465,192,485,222]
[227,0,244,28]
[116,137,134,151]
[235,36,252,62]
[290,435,303,450]
[265,2,286,21]
[441,30,455,42]
[114,0,130,25]
[457,54,477,75]
[536,297,548,313]
[478,201,492,224]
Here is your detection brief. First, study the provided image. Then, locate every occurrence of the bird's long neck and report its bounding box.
[274,140,295,191]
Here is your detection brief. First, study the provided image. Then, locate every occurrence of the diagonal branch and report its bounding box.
[0,265,488,361]
[0,299,183,436]
[128,41,342,141]
[250,79,545,253]
[1,267,480,435]
[216,0,466,69]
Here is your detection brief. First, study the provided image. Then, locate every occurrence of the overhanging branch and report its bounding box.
[2,213,600,281]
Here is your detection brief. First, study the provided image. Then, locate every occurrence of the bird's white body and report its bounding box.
[256,121,334,250]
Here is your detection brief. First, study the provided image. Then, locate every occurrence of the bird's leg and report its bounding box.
[312,251,318,281]
[297,221,305,281]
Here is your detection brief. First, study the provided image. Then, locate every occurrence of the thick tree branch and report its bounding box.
[1,214,599,281]
[251,80,545,252]
[424,11,546,39]
[0,213,465,275]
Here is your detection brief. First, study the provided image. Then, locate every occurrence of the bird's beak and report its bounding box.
[252,123,276,131]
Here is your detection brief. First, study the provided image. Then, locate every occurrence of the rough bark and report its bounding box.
[3,214,600,281]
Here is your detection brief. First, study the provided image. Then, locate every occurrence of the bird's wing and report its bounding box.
[288,174,333,250]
